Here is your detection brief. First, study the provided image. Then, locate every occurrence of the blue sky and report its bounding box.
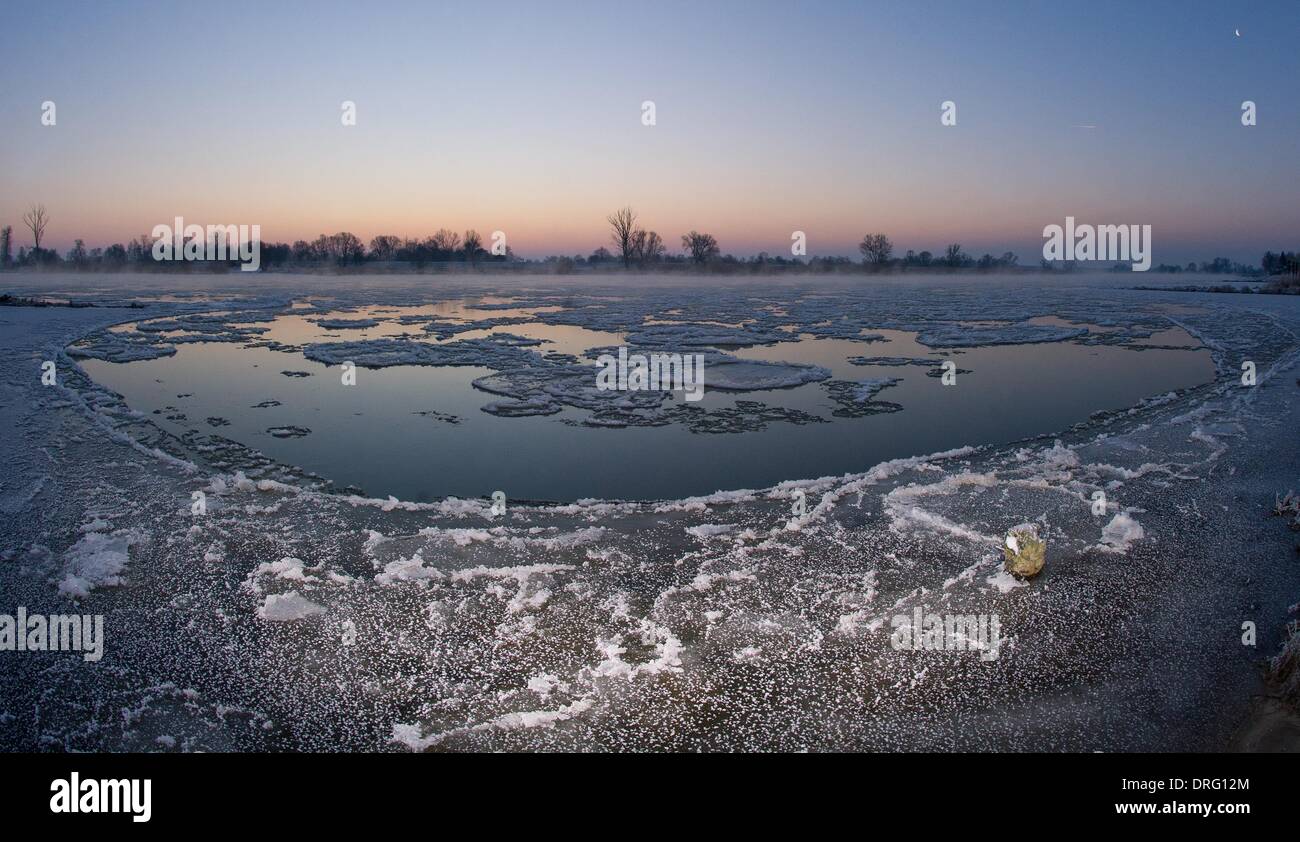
[2,0,1297,262]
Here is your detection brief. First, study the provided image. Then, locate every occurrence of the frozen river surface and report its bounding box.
[72,279,1213,501]
[0,272,1297,751]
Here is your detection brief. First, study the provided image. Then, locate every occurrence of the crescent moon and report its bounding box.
[1235,29,1241,36]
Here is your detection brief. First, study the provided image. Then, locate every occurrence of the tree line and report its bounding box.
[1,203,1295,280]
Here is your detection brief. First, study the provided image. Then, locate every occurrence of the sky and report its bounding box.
[1,0,1298,264]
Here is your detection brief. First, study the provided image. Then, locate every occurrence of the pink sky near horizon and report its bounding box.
[5,164,1288,263]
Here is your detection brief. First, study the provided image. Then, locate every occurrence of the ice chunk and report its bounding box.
[258,591,325,621]
[1098,512,1145,553]
[704,359,831,391]
[58,530,142,598]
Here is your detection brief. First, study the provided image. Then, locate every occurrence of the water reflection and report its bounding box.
[81,301,1215,502]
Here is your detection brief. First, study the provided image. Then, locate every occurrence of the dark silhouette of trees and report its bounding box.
[317,232,365,265]
[858,233,892,264]
[397,238,430,268]
[431,229,460,253]
[103,243,127,267]
[338,233,366,265]
[609,208,669,269]
[1261,251,1298,276]
[259,242,290,269]
[632,229,665,266]
[462,230,483,264]
[368,235,401,261]
[23,204,49,251]
[0,226,11,268]
[126,235,150,264]
[21,207,1285,280]
[681,231,719,264]
[607,207,638,268]
[284,232,365,266]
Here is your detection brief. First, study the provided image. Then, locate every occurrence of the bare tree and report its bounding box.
[607,207,637,268]
[681,230,719,264]
[644,231,665,262]
[329,232,365,264]
[23,204,49,251]
[431,229,461,254]
[858,233,893,265]
[462,230,483,264]
[632,229,665,265]
[0,226,11,268]
[368,235,401,260]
